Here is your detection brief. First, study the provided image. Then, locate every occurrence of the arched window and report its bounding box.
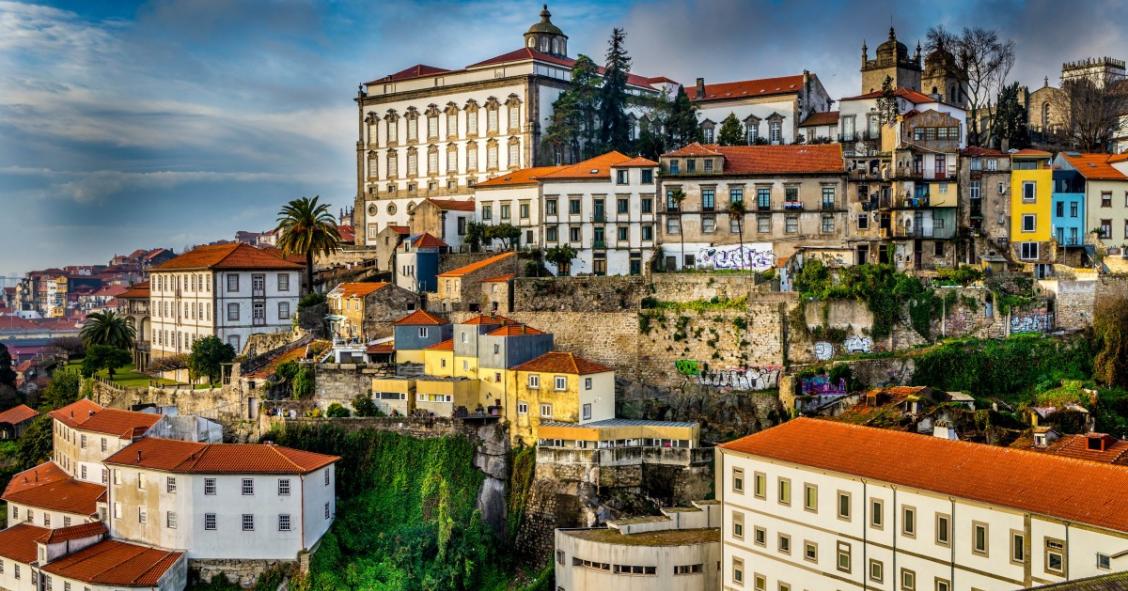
[405,108,419,142]
[385,110,399,144]
[506,95,522,132]
[367,151,378,179]
[486,139,499,170]
[427,145,439,176]
[445,103,459,138]
[406,148,418,176]
[425,105,440,140]
[485,98,500,134]
[465,100,479,137]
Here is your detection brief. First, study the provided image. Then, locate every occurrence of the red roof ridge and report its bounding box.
[687,74,805,102]
[437,251,515,278]
[36,521,107,544]
[512,351,611,375]
[0,404,38,424]
[426,198,476,212]
[394,309,448,326]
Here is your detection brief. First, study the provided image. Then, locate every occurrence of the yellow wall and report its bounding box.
[1011,167,1053,242]
[423,349,455,377]
[395,350,426,365]
[506,370,582,445]
[476,366,508,409]
[538,423,700,445]
[415,378,479,415]
[928,182,957,207]
[454,355,478,379]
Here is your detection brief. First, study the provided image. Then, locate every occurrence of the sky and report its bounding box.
[2,0,1127,276]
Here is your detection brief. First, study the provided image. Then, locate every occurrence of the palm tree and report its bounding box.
[669,189,687,271]
[728,198,747,273]
[275,196,341,294]
[81,311,135,350]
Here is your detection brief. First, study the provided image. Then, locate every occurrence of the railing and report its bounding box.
[592,240,607,250]
[783,201,803,211]
[820,202,836,211]
[592,212,606,223]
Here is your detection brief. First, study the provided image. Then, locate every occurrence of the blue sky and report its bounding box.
[2,0,1126,275]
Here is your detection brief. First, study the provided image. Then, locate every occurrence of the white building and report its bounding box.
[687,72,834,146]
[352,5,666,244]
[149,243,302,356]
[837,87,967,152]
[3,461,104,529]
[48,399,163,486]
[102,437,339,561]
[473,151,660,275]
[717,418,1128,591]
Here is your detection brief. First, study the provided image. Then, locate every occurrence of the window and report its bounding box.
[732,558,744,585]
[757,214,770,233]
[278,302,290,320]
[617,227,628,241]
[204,478,216,495]
[418,327,429,338]
[278,479,291,496]
[837,491,851,520]
[753,526,766,546]
[527,374,540,389]
[702,188,716,211]
[666,217,681,234]
[936,513,951,546]
[540,404,552,418]
[500,204,510,219]
[166,476,176,493]
[1100,219,1112,239]
[1045,538,1066,576]
[1023,181,1036,201]
[870,498,884,529]
[279,514,292,532]
[703,158,714,172]
[777,477,791,505]
[753,574,766,591]
[101,438,107,452]
[858,213,869,229]
[804,540,817,562]
[901,568,916,591]
[756,186,771,209]
[554,376,566,390]
[167,511,177,529]
[1098,552,1111,570]
[1101,191,1112,207]
[1010,530,1026,564]
[242,478,254,495]
[769,119,782,143]
[970,518,988,557]
[204,512,217,530]
[1022,214,1036,232]
[702,215,716,233]
[869,559,884,583]
[732,468,744,493]
[785,215,798,233]
[935,578,951,591]
[227,303,239,321]
[481,205,492,220]
[517,401,528,415]
[584,377,592,390]
[732,510,744,539]
[1020,242,1039,260]
[242,514,254,531]
[616,169,629,185]
[546,227,558,242]
[821,214,835,233]
[753,472,766,498]
[641,198,653,213]
[836,541,851,573]
[569,198,581,215]
[582,403,592,420]
[902,506,916,537]
[137,507,146,524]
[803,483,817,512]
[324,470,331,486]
[778,533,791,554]
[821,186,835,209]
[227,274,239,292]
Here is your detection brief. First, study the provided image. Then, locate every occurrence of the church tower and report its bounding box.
[922,45,968,107]
[860,27,922,94]
[524,5,568,57]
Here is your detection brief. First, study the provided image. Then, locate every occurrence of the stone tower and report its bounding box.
[922,46,968,107]
[860,27,922,94]
[524,5,568,58]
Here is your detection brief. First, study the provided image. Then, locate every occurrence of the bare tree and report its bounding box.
[1057,78,1128,152]
[927,26,1015,146]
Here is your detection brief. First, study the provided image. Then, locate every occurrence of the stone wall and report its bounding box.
[1040,279,1097,331]
[243,331,297,359]
[193,559,292,588]
[647,273,772,303]
[312,363,381,405]
[1095,274,1128,307]
[439,252,493,274]
[513,276,645,312]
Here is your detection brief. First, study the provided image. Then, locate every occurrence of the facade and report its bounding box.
[959,148,1012,264]
[536,418,709,472]
[3,461,105,529]
[798,111,840,143]
[407,198,475,249]
[860,28,923,94]
[479,273,513,313]
[1055,153,1128,251]
[687,72,833,146]
[119,281,152,370]
[717,418,1128,591]
[49,399,164,486]
[149,243,302,357]
[554,500,721,591]
[391,309,452,365]
[659,143,846,270]
[507,351,615,445]
[431,251,517,312]
[1011,150,1056,266]
[394,233,447,293]
[371,224,410,272]
[326,281,419,342]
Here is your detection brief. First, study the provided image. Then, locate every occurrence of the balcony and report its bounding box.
[593,240,607,250]
[592,212,606,223]
[820,202,836,211]
[783,201,803,211]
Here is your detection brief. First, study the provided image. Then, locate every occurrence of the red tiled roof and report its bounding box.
[961,146,1007,157]
[664,143,723,157]
[480,274,515,283]
[667,144,844,175]
[425,339,454,351]
[426,198,476,212]
[513,351,611,375]
[410,233,448,249]
[368,63,451,84]
[394,309,448,326]
[1027,434,1128,465]
[612,156,659,168]
[0,404,38,425]
[687,75,804,102]
[799,111,840,127]
[1011,148,1053,158]
[1059,153,1128,181]
[719,418,1128,533]
[104,438,339,474]
[2,462,105,516]
[389,225,410,234]
[76,408,161,439]
[459,314,517,325]
[487,324,544,337]
[1110,153,1128,164]
[117,281,150,299]
[41,539,183,587]
[539,151,636,181]
[333,282,389,299]
[153,243,303,271]
[0,523,49,563]
[467,49,658,90]
[841,87,936,104]
[338,224,355,243]
[366,342,395,354]
[48,399,104,428]
[473,165,567,188]
[438,251,516,278]
[37,521,107,544]
[89,285,127,298]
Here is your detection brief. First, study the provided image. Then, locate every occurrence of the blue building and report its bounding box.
[1051,168,1086,248]
[394,233,447,293]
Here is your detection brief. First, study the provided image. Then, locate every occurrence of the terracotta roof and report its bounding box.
[389,225,410,234]
[961,146,1006,157]
[79,408,162,439]
[799,110,840,127]
[664,143,723,157]
[437,251,515,278]
[487,324,545,337]
[1059,153,1128,181]
[719,418,1128,533]
[0,523,49,563]
[425,339,454,351]
[2,462,105,515]
[48,399,105,428]
[466,49,658,90]
[368,63,451,84]
[1023,572,1128,590]
[117,281,150,299]
[332,282,389,299]
[1023,433,1128,465]
[0,404,38,425]
[841,87,937,104]
[473,165,567,188]
[246,344,307,379]
[366,341,395,354]
[37,521,107,544]
[393,309,448,326]
[611,156,659,168]
[480,274,515,283]
[513,351,611,375]
[104,438,339,474]
[459,314,517,325]
[666,144,844,175]
[153,243,302,271]
[687,75,804,102]
[338,224,355,243]
[539,151,636,181]
[426,198,476,212]
[41,539,183,587]
[409,233,448,249]
[89,285,127,298]
[1011,148,1053,158]
[1110,153,1128,164]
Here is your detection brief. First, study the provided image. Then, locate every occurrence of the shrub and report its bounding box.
[325,403,350,418]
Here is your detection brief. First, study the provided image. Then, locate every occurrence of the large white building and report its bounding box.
[103,437,338,561]
[717,418,1128,591]
[687,72,834,146]
[149,243,303,356]
[473,151,660,275]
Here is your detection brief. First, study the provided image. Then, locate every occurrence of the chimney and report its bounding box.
[932,420,958,441]
[696,77,705,98]
[1086,433,1111,452]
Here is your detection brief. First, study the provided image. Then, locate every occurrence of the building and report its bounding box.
[1011,150,1056,269]
[1055,153,1128,251]
[717,418,1128,591]
[658,143,846,270]
[959,147,1012,264]
[860,27,922,94]
[0,404,37,439]
[352,5,665,244]
[536,418,709,474]
[1050,158,1089,254]
[149,243,303,357]
[554,500,721,591]
[391,309,452,365]
[102,437,339,561]
[119,281,152,371]
[371,224,410,272]
[49,399,164,485]
[798,111,840,143]
[394,233,447,293]
[480,274,514,313]
[430,251,516,312]
[686,72,833,146]
[507,351,614,445]
[3,461,105,529]
[326,281,419,342]
[472,164,565,249]
[407,198,476,249]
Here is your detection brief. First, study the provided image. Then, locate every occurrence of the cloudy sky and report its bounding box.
[2,0,1126,276]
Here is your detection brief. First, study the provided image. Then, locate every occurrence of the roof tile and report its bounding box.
[437,251,515,278]
[487,324,545,337]
[2,461,105,515]
[473,165,567,188]
[332,282,390,299]
[104,438,339,474]
[687,75,805,102]
[1059,152,1128,181]
[512,351,611,375]
[0,404,38,425]
[393,309,448,326]
[0,523,49,563]
[41,539,184,586]
[154,243,303,271]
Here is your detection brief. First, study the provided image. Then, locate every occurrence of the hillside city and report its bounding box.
[3,5,1128,591]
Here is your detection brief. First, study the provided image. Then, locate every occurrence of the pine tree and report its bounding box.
[877,76,898,125]
[717,113,744,146]
[540,55,601,163]
[991,82,1030,149]
[598,27,632,154]
[665,85,702,149]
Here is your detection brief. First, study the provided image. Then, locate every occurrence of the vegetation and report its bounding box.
[276,361,316,400]
[80,345,132,379]
[465,221,487,253]
[793,261,940,339]
[188,336,236,384]
[352,394,380,417]
[641,295,748,312]
[80,310,135,350]
[41,369,80,409]
[0,343,17,411]
[1093,296,1128,388]
[991,82,1030,149]
[544,245,577,276]
[325,403,351,418]
[485,223,522,250]
[598,27,632,153]
[925,25,1015,146]
[717,113,744,146]
[276,195,341,294]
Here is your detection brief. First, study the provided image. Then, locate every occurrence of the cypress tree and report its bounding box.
[598,27,632,154]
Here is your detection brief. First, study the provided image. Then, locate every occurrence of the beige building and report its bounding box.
[430,251,516,313]
[959,147,1012,263]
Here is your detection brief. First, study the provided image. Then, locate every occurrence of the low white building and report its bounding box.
[49,399,163,486]
[687,72,834,146]
[103,437,339,561]
[717,418,1128,591]
[3,461,104,529]
[149,243,303,356]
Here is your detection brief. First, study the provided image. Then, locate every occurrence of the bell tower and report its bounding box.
[524,5,568,57]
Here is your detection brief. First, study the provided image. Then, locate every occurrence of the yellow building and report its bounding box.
[423,339,455,376]
[537,419,700,450]
[326,282,389,341]
[506,351,616,445]
[1010,149,1054,262]
[369,376,413,416]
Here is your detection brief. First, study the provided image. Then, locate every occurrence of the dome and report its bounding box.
[527,5,563,36]
[876,27,909,60]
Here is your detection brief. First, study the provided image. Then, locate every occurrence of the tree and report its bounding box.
[81,344,131,379]
[927,26,1014,145]
[1057,77,1128,152]
[728,198,748,271]
[41,370,80,409]
[464,222,487,252]
[669,189,687,270]
[540,54,601,163]
[991,82,1030,149]
[485,223,521,250]
[877,75,898,126]
[352,394,381,417]
[1093,296,1128,388]
[325,403,351,418]
[80,311,135,351]
[0,343,16,390]
[545,245,578,276]
[189,336,236,384]
[665,85,702,149]
[275,195,341,294]
[598,27,632,153]
[16,414,52,469]
[717,113,744,146]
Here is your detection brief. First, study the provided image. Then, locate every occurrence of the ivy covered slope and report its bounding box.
[266,423,527,591]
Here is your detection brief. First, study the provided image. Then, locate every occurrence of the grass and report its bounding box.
[63,360,178,388]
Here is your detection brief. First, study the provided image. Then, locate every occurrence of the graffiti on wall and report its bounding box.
[1010,313,1051,334]
[813,341,834,360]
[676,359,781,390]
[696,243,774,271]
[800,375,848,396]
[843,335,873,354]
